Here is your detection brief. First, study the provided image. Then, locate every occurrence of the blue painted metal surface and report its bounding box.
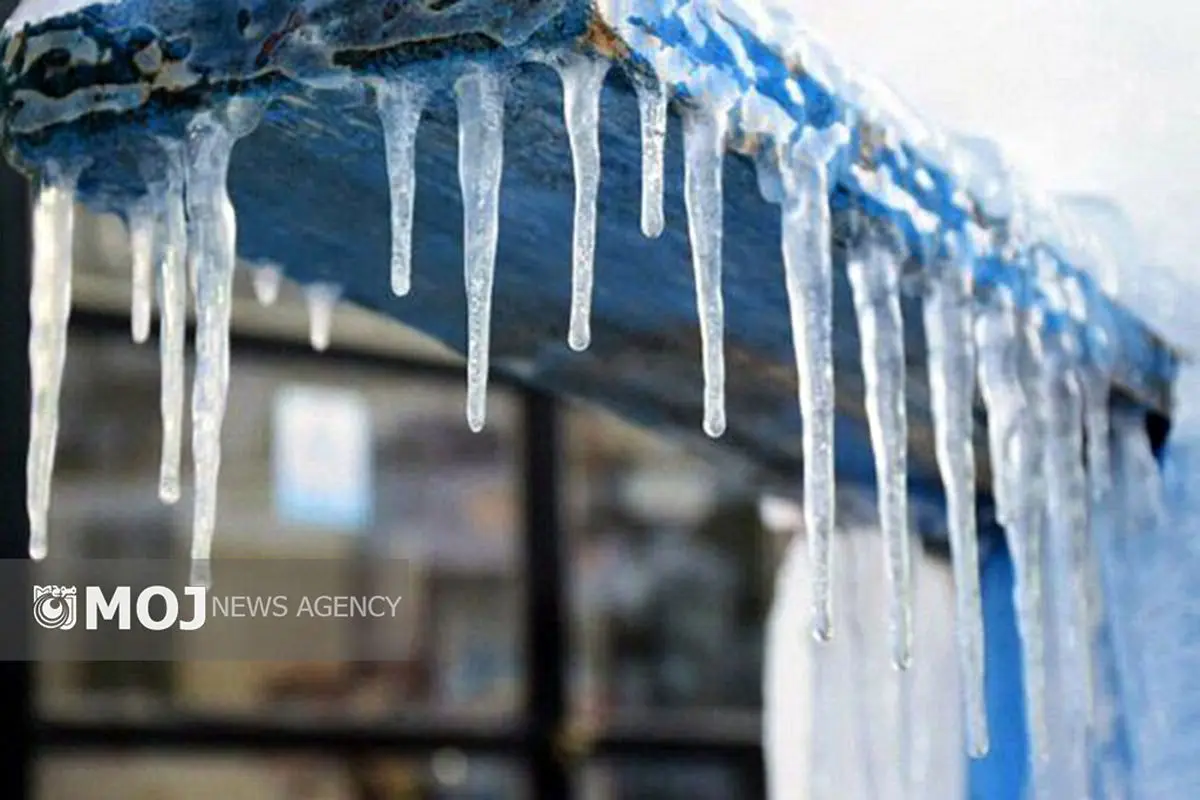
[971,539,1028,799]
[0,2,1178,510]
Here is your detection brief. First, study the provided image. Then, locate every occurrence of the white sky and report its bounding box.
[797,0,1200,321]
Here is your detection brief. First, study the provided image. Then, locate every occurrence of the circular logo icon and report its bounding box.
[33,586,77,630]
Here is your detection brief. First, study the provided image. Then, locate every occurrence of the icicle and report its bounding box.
[778,146,837,641]
[128,200,157,344]
[252,263,282,307]
[847,236,913,669]
[305,283,339,352]
[634,75,667,238]
[27,162,82,561]
[154,138,188,505]
[184,103,259,587]
[682,105,727,438]
[1036,332,1093,798]
[976,302,1051,772]
[375,76,428,297]
[922,240,988,755]
[455,66,507,433]
[558,54,609,352]
[1082,369,1112,502]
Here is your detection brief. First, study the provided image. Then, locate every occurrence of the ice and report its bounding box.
[976,301,1050,772]
[252,262,282,307]
[1035,332,1093,798]
[455,65,507,433]
[153,138,188,505]
[557,54,610,352]
[682,105,728,439]
[184,103,258,587]
[777,144,837,641]
[26,162,81,560]
[634,75,667,238]
[374,76,428,297]
[847,238,913,669]
[922,238,987,756]
[1082,369,1113,502]
[304,282,340,352]
[4,0,118,30]
[127,199,157,344]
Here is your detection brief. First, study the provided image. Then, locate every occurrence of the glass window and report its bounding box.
[39,331,525,724]
[564,407,775,719]
[38,753,528,800]
[577,762,757,800]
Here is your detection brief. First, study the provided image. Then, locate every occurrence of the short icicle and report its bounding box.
[252,263,282,307]
[976,301,1051,776]
[778,143,837,641]
[375,76,428,297]
[305,283,340,352]
[922,238,988,755]
[455,65,507,432]
[128,200,157,344]
[847,235,913,669]
[682,104,728,439]
[27,162,83,560]
[154,138,188,505]
[634,75,667,238]
[557,53,610,352]
[184,103,260,586]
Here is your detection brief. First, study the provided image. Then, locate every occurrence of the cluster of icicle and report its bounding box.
[28,98,265,587]
[24,36,1134,790]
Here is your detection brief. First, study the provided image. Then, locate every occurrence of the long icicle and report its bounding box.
[27,162,82,560]
[848,236,913,669]
[779,147,837,641]
[154,139,188,505]
[977,301,1051,774]
[455,65,507,433]
[558,54,610,352]
[682,105,727,438]
[922,239,988,755]
[634,75,667,238]
[1036,334,1093,799]
[375,76,428,297]
[185,103,259,586]
[1082,368,1112,502]
[128,200,157,344]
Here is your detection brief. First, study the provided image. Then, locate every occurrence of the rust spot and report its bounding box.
[728,130,763,157]
[255,8,306,69]
[582,15,629,61]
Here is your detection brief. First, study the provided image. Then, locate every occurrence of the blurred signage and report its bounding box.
[272,384,373,530]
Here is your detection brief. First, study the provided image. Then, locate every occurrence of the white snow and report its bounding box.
[4,0,118,30]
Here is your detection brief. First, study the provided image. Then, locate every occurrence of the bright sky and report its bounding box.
[797,0,1200,334]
